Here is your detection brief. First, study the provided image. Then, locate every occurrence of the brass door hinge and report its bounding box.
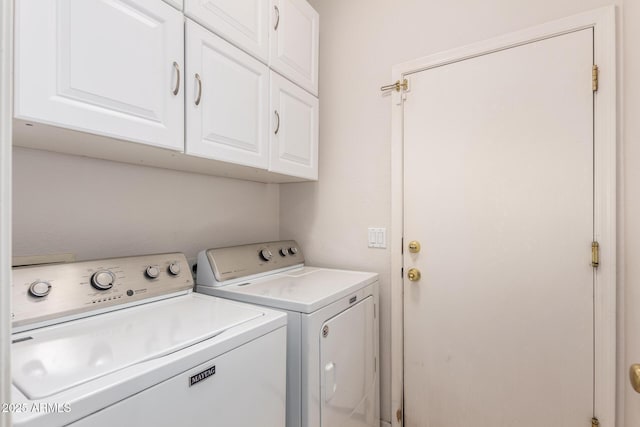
[592,241,600,268]
[592,417,600,427]
[592,65,599,92]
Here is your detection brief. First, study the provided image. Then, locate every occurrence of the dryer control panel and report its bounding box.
[202,240,304,284]
[11,253,193,330]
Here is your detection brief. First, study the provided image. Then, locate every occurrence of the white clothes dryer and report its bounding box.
[196,240,379,427]
[10,253,287,427]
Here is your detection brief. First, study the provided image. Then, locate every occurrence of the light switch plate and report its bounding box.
[368,227,387,249]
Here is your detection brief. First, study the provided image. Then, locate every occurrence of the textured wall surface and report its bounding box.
[13,148,280,264]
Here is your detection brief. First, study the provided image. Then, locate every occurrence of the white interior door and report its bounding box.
[403,29,594,427]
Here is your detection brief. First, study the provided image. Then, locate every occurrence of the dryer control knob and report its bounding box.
[29,281,51,297]
[259,249,273,261]
[168,262,181,276]
[91,270,115,290]
[289,247,299,255]
[145,266,160,279]
[279,248,289,256]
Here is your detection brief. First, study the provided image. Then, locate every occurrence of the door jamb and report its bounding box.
[0,1,12,426]
[389,6,617,426]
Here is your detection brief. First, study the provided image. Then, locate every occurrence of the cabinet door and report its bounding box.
[185,0,269,62]
[163,0,183,11]
[270,0,319,95]
[14,0,184,151]
[186,20,270,169]
[270,71,318,180]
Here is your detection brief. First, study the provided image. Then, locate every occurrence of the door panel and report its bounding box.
[186,20,269,169]
[184,0,269,62]
[15,0,184,150]
[270,71,318,179]
[162,0,183,11]
[270,0,319,95]
[403,29,594,427]
[320,296,376,427]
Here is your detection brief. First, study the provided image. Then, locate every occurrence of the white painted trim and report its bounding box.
[592,7,617,427]
[0,0,12,426]
[389,82,404,427]
[389,7,617,426]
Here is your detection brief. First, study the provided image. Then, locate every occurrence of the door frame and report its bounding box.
[0,0,12,426]
[389,7,617,427]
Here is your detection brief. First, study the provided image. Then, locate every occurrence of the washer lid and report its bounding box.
[203,267,378,313]
[11,293,263,399]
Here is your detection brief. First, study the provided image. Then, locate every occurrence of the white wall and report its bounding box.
[13,148,280,264]
[280,0,639,425]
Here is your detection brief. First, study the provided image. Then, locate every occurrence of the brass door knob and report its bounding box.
[631,364,640,393]
[407,268,421,282]
[408,240,421,253]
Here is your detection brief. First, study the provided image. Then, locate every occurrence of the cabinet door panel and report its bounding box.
[186,20,269,169]
[163,0,183,10]
[270,72,318,180]
[270,0,318,95]
[185,0,269,62]
[15,0,184,151]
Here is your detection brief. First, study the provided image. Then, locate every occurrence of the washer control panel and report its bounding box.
[11,253,193,329]
[204,240,304,283]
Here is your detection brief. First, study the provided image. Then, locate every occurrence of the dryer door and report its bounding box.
[320,296,376,427]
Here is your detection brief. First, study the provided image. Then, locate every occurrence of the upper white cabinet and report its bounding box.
[270,0,319,96]
[14,0,185,151]
[185,0,318,95]
[185,0,270,62]
[270,71,318,180]
[185,20,270,169]
[163,0,183,10]
[14,0,319,182]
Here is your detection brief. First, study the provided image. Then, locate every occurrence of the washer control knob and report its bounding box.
[29,281,51,298]
[279,248,289,256]
[91,270,115,290]
[289,247,299,255]
[145,266,160,279]
[168,262,181,276]
[259,249,273,261]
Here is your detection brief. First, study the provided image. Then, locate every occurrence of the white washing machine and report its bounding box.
[196,240,379,427]
[10,253,287,427]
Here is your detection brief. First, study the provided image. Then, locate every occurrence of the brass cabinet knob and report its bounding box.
[407,268,421,282]
[408,240,421,253]
[631,364,640,393]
